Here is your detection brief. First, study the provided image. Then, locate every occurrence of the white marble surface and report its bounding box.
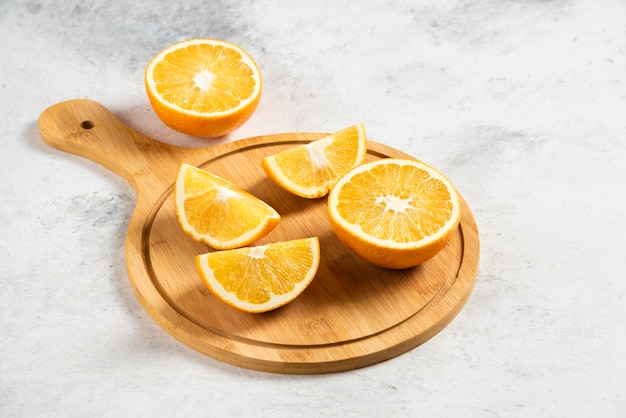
[2,0,625,416]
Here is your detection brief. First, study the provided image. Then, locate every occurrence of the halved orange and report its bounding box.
[145,38,262,138]
[261,123,367,198]
[196,237,320,313]
[174,163,279,250]
[328,158,461,269]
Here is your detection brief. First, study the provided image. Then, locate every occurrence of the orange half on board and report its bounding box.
[328,158,461,269]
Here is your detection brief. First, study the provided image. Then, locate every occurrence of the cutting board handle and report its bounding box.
[38,99,203,193]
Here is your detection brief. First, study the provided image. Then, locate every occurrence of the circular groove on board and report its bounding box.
[139,139,477,356]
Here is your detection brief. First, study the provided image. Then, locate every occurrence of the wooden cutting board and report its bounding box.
[38,99,480,374]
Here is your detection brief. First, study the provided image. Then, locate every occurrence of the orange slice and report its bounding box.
[261,123,367,198]
[328,158,461,269]
[145,38,262,138]
[174,163,279,250]
[196,237,320,313]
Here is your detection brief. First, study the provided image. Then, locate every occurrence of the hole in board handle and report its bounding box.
[80,120,95,130]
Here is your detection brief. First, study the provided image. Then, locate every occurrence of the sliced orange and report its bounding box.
[196,237,320,313]
[145,38,262,138]
[328,158,461,269]
[261,123,367,198]
[174,163,279,250]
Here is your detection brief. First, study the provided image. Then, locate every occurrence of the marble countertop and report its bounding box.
[2,0,625,416]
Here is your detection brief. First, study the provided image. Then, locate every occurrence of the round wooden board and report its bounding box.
[39,99,480,374]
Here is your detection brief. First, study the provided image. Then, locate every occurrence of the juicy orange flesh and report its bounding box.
[152,44,257,113]
[206,242,316,304]
[274,125,361,188]
[336,163,455,242]
[183,169,271,240]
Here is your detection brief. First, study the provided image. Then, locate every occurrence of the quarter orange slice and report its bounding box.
[196,237,320,313]
[145,38,262,138]
[328,158,461,269]
[174,163,280,250]
[261,123,367,198]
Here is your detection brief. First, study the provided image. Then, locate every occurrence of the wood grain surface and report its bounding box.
[38,99,480,374]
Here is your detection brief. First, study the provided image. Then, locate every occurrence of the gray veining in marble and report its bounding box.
[2,0,625,416]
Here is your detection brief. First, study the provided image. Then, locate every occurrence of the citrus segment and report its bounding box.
[328,158,461,269]
[174,163,279,249]
[196,237,320,313]
[261,123,367,198]
[145,38,262,138]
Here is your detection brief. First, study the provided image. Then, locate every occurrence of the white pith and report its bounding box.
[248,246,266,259]
[307,138,331,168]
[216,186,240,202]
[376,194,413,213]
[193,69,215,91]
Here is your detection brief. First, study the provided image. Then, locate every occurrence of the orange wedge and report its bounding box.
[328,158,461,269]
[196,237,320,313]
[174,163,279,250]
[145,38,262,138]
[261,123,367,198]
